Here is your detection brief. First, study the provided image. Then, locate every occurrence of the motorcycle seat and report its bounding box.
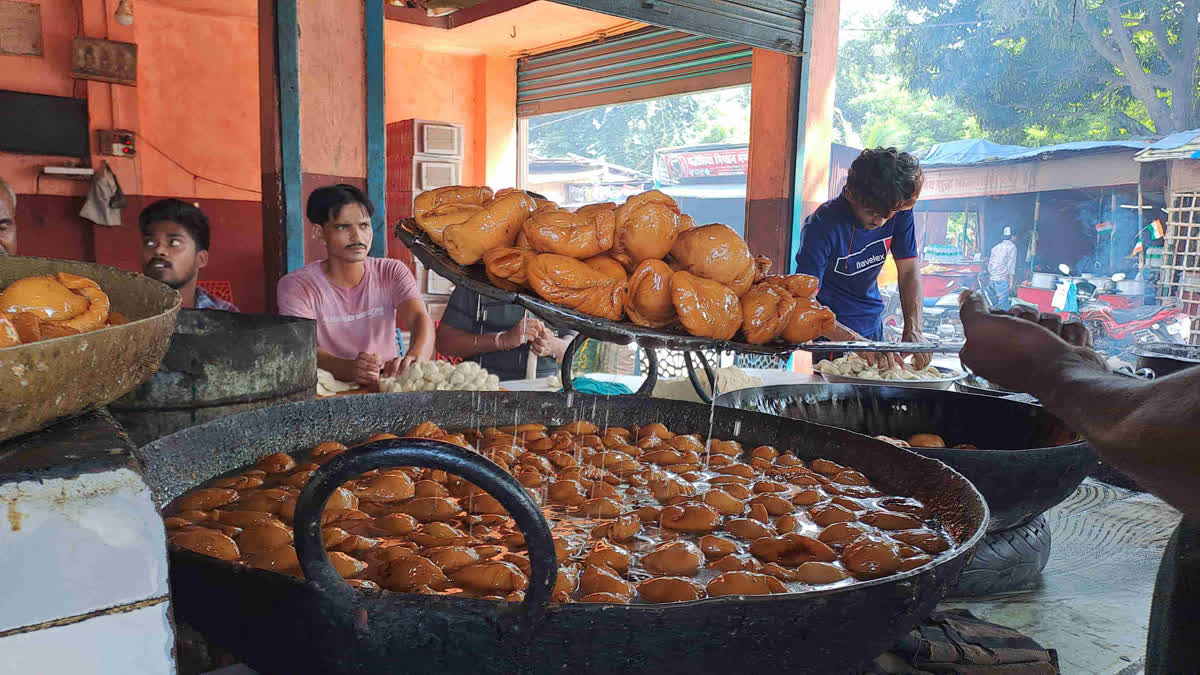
[1110,306,1166,323]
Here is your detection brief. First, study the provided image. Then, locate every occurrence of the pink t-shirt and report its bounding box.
[277,257,420,361]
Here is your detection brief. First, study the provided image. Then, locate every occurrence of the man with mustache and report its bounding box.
[277,184,434,388]
[140,198,239,311]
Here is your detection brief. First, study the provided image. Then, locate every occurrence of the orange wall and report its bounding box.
[298,0,366,180]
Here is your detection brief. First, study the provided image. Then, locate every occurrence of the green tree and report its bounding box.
[528,87,749,172]
[890,0,1200,140]
[834,22,984,150]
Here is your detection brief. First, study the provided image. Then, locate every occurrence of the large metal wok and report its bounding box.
[140,392,986,674]
[717,384,1096,532]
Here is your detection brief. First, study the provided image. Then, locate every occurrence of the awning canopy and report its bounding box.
[1134,129,1200,162]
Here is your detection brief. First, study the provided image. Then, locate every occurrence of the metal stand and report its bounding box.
[560,333,658,396]
[684,350,717,404]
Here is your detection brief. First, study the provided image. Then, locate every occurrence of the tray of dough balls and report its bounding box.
[397,187,857,356]
[0,256,179,441]
[816,354,966,390]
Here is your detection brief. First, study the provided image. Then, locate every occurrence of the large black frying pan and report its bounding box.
[717,384,1096,532]
[139,392,987,675]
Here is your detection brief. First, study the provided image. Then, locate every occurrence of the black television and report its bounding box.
[0,90,90,158]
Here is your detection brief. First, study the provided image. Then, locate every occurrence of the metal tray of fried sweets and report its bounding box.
[395,219,958,355]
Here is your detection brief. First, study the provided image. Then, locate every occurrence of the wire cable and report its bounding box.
[136,134,262,196]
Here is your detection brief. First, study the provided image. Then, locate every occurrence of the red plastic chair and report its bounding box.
[197,280,235,304]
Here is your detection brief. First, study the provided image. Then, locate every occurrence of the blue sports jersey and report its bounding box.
[794,194,917,336]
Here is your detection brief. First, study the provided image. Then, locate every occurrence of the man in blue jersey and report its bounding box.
[795,147,929,368]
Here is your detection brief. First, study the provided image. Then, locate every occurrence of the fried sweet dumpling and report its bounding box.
[761,273,820,300]
[443,190,538,265]
[780,296,836,344]
[740,283,797,345]
[526,254,627,321]
[624,259,676,328]
[583,254,628,282]
[0,273,111,336]
[611,190,686,269]
[671,272,741,340]
[482,247,537,291]
[669,224,756,296]
[413,186,494,246]
[522,207,616,259]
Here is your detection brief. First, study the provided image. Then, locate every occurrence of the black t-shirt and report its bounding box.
[441,287,562,381]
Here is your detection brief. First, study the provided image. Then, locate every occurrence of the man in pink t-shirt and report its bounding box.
[278,184,435,388]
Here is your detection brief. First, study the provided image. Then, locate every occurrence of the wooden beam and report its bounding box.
[447,0,537,28]
[366,0,388,257]
[744,47,801,272]
[277,0,304,274]
[383,4,449,27]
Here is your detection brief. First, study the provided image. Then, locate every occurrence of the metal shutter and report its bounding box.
[517,27,753,117]
[549,0,806,56]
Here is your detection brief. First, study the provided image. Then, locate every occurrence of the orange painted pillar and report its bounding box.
[744,48,801,270]
[798,0,841,223]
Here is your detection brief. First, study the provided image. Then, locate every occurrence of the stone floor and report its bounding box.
[943,479,1181,675]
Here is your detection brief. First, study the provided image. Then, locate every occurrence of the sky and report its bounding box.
[839,0,898,45]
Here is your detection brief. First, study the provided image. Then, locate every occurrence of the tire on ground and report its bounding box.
[948,515,1052,597]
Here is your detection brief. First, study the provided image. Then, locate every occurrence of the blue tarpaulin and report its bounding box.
[919,138,1152,168]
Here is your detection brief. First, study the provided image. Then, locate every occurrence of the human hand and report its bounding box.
[382,353,424,378]
[958,291,1105,393]
[530,333,568,361]
[353,352,383,386]
[498,318,545,351]
[901,328,932,370]
[857,351,904,370]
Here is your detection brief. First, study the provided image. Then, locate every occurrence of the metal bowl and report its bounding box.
[716,384,1095,532]
[820,366,967,391]
[139,392,988,674]
[0,256,180,441]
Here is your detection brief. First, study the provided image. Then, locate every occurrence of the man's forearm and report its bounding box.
[1033,356,1200,518]
[898,270,923,337]
[317,350,355,382]
[436,324,502,358]
[407,315,436,359]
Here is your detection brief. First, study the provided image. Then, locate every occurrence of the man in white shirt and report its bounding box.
[987,227,1018,309]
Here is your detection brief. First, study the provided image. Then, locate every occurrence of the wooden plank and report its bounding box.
[0,0,41,56]
[366,0,387,258]
[745,47,800,268]
[277,0,304,273]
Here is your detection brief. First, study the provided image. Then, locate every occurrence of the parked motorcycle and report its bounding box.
[882,273,990,342]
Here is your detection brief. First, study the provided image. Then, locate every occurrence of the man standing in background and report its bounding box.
[0,178,16,256]
[987,227,1018,309]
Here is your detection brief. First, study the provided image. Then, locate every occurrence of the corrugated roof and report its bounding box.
[1134,129,1200,162]
[919,138,1152,168]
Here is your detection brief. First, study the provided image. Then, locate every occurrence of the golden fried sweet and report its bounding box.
[622,259,676,328]
[380,555,449,591]
[526,254,627,321]
[611,190,686,269]
[740,283,798,345]
[641,541,704,576]
[453,561,528,593]
[0,273,112,343]
[582,254,628,282]
[706,571,787,597]
[170,527,240,561]
[523,207,615,258]
[443,190,537,265]
[638,577,703,603]
[859,510,924,531]
[761,274,820,300]
[413,186,494,246]
[891,530,951,554]
[907,433,946,448]
[237,522,294,555]
[669,224,756,296]
[749,534,837,566]
[246,545,299,572]
[840,533,901,578]
[176,488,239,512]
[670,272,742,340]
[794,561,849,585]
[781,296,836,344]
[660,503,721,534]
[425,546,481,573]
[581,564,635,599]
[482,247,536,292]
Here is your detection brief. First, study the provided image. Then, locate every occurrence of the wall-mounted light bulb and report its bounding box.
[115,0,134,26]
